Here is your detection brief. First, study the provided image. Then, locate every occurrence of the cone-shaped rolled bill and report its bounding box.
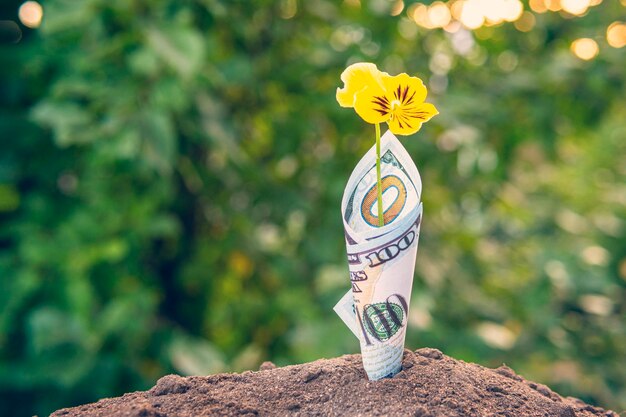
[335,130,422,380]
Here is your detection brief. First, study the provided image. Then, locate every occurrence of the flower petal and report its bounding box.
[336,62,386,108]
[353,84,392,124]
[382,73,428,107]
[387,102,439,136]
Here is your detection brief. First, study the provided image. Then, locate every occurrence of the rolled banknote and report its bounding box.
[334,130,422,380]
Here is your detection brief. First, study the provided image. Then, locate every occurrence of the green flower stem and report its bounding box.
[375,123,383,227]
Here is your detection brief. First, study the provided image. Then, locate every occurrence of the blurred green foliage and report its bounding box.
[1,0,625,415]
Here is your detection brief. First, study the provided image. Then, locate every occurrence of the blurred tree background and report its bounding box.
[1,0,625,415]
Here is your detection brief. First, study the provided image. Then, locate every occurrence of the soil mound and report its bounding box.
[52,348,618,417]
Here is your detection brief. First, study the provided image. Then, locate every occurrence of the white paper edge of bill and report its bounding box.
[333,289,361,340]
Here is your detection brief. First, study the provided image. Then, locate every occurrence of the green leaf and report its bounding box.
[139,111,177,174]
[146,26,205,78]
[31,101,93,146]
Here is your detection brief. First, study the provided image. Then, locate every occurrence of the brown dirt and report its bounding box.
[51,348,619,417]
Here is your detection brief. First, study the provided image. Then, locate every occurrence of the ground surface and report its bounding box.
[51,348,619,417]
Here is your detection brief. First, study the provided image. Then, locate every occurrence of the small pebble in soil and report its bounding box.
[150,375,190,396]
[258,361,276,371]
[415,348,444,360]
[413,406,434,417]
[495,365,523,381]
[487,384,508,395]
[558,406,577,417]
[303,369,323,383]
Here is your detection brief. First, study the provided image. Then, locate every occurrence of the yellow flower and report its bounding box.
[336,63,438,136]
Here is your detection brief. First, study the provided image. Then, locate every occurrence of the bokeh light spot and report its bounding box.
[450,0,465,20]
[570,38,599,60]
[428,2,452,28]
[514,11,536,32]
[579,294,613,316]
[390,0,405,16]
[502,0,524,22]
[476,322,518,350]
[18,1,43,29]
[483,0,507,24]
[497,50,518,71]
[530,0,548,13]
[412,3,437,29]
[481,0,523,23]
[561,0,590,15]
[607,22,626,48]
[545,0,562,11]
[581,245,610,266]
[459,0,485,29]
